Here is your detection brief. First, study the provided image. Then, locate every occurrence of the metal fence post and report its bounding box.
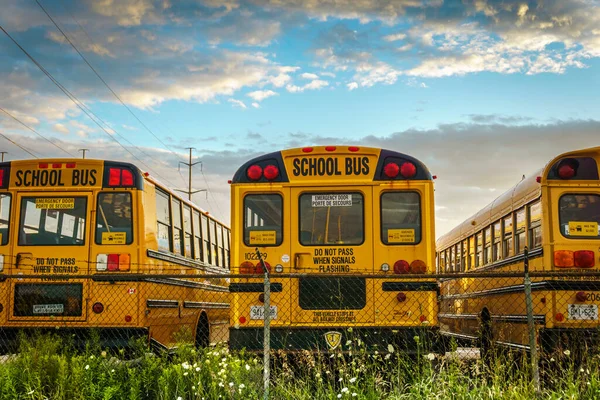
[256,248,270,400]
[523,246,540,394]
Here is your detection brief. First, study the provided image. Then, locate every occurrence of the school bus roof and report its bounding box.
[230,145,433,183]
[436,146,600,249]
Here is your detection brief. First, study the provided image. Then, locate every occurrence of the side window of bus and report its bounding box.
[467,236,474,270]
[483,226,491,265]
[155,189,171,252]
[172,198,183,255]
[209,219,217,265]
[380,191,421,245]
[0,194,11,245]
[529,200,542,248]
[475,231,483,267]
[461,239,467,272]
[493,221,501,261]
[503,214,514,258]
[217,224,224,267]
[193,210,203,262]
[515,208,526,254]
[244,194,283,246]
[96,193,133,245]
[183,205,193,258]
[439,250,445,273]
[201,214,210,263]
[224,228,230,269]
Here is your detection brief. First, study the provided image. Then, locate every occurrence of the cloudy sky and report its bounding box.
[0,0,599,237]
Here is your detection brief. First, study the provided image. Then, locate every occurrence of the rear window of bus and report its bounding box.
[95,193,133,245]
[0,194,11,245]
[559,194,600,239]
[380,191,421,245]
[244,194,283,246]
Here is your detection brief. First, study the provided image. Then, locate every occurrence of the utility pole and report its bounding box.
[0,152,6,162]
[79,149,89,159]
[176,147,206,201]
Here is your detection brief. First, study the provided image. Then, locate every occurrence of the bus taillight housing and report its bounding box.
[554,250,574,268]
[393,260,410,274]
[105,166,136,187]
[574,250,595,268]
[0,167,9,189]
[96,253,130,271]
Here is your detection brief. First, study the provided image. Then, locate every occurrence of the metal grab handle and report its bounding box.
[293,252,311,270]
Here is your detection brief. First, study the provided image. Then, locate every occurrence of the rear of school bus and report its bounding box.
[0,159,145,351]
[538,147,600,352]
[229,146,438,352]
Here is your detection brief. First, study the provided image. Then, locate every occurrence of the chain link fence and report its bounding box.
[2,269,600,359]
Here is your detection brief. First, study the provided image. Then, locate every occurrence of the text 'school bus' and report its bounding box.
[437,146,600,352]
[0,159,230,350]
[229,146,438,352]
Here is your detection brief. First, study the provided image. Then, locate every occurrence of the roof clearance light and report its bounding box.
[263,165,279,180]
[302,147,314,153]
[348,146,360,152]
[383,162,400,178]
[393,259,410,274]
[39,163,48,169]
[246,165,263,181]
[400,162,417,178]
[66,163,76,169]
[325,146,336,152]
[52,163,62,169]
[574,250,595,268]
[108,168,121,186]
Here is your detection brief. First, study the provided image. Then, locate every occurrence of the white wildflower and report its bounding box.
[196,367,201,372]
[183,372,188,376]
[425,353,435,361]
[387,344,394,353]
[177,397,183,400]
[239,383,246,389]
[218,382,224,387]
[346,340,352,346]
[349,377,357,383]
[111,369,115,373]
[26,390,34,395]
[182,362,191,370]
[581,368,585,373]
[85,365,90,370]
[101,351,107,358]
[550,357,555,362]
[352,394,358,397]
[384,353,391,360]
[341,387,349,393]
[89,355,95,359]
[564,350,571,356]
[229,382,234,387]
[245,364,251,371]
[337,395,342,399]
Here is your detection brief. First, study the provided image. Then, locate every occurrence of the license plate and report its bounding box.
[33,304,64,314]
[568,304,598,320]
[250,305,277,320]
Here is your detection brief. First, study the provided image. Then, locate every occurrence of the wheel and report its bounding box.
[195,314,210,348]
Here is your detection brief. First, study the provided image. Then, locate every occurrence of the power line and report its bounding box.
[39,0,188,186]
[0,106,75,157]
[0,24,169,182]
[0,131,39,158]
[200,168,225,221]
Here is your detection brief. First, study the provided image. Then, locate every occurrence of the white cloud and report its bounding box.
[247,90,278,101]
[347,82,358,90]
[300,72,319,79]
[228,98,247,108]
[286,79,329,93]
[383,32,406,42]
[251,102,260,108]
[53,123,70,135]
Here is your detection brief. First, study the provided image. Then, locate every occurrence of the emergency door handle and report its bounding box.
[16,252,33,268]
[294,252,311,270]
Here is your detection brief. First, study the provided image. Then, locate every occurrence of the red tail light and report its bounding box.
[52,163,62,169]
[256,261,271,274]
[107,254,119,271]
[39,163,48,169]
[400,162,417,178]
[263,165,279,180]
[348,146,360,152]
[574,250,595,268]
[393,260,410,274]
[92,302,104,314]
[410,260,426,274]
[576,291,587,302]
[558,161,576,179]
[240,261,254,274]
[555,313,565,322]
[325,146,336,152]
[0,169,4,187]
[383,162,400,178]
[396,292,406,302]
[302,147,313,153]
[66,163,76,168]
[246,165,263,181]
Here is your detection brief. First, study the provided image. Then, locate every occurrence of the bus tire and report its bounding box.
[195,313,210,348]
[479,307,493,366]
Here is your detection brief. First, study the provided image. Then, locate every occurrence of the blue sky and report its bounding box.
[0,0,599,236]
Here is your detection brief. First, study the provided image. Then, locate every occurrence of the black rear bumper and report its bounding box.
[230,326,442,353]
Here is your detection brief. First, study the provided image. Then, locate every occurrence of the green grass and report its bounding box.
[1,334,600,399]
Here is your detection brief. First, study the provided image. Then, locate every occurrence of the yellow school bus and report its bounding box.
[0,158,230,350]
[437,146,600,352]
[229,146,438,352]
